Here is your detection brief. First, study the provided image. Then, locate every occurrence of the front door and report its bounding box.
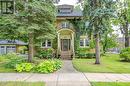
[61,39,70,51]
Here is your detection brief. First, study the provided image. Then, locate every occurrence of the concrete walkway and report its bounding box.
[0,73,130,86]
[56,60,78,73]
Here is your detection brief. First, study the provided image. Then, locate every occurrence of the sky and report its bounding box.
[58,0,77,5]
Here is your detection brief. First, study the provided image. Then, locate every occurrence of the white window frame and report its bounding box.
[80,38,89,47]
[41,40,52,48]
[61,21,70,28]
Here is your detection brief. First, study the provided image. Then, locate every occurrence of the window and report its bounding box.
[61,22,70,28]
[0,46,6,54]
[80,39,84,47]
[0,0,14,14]
[6,46,16,53]
[41,40,52,48]
[80,38,89,47]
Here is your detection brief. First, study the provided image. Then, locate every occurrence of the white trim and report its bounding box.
[57,29,74,33]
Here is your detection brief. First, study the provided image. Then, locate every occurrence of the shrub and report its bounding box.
[53,59,62,70]
[77,53,96,58]
[35,60,62,73]
[3,53,20,59]
[76,48,95,58]
[5,57,25,68]
[15,63,34,72]
[36,48,53,59]
[120,47,130,61]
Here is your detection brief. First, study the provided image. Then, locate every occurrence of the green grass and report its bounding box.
[0,82,45,86]
[73,54,130,73]
[91,82,130,86]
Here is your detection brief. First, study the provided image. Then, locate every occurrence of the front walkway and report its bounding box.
[56,60,78,73]
[0,73,130,86]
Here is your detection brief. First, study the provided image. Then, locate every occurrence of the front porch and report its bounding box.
[57,29,75,59]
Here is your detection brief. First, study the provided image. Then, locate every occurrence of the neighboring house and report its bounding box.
[0,40,28,55]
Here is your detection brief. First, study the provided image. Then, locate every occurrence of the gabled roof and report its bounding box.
[0,40,28,45]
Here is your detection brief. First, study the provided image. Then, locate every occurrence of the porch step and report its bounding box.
[61,51,72,60]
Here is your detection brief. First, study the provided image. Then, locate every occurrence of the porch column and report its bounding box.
[72,32,75,58]
[57,33,60,56]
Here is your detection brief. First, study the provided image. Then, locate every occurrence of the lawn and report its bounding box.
[91,82,130,86]
[0,82,45,86]
[73,54,130,73]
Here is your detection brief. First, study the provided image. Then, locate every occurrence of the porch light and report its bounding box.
[0,0,15,14]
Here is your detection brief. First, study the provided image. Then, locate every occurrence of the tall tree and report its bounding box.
[83,0,117,64]
[0,0,56,62]
[16,0,56,62]
[116,0,130,47]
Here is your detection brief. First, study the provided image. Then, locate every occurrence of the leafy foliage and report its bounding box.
[120,47,130,61]
[4,53,26,68]
[36,48,54,59]
[83,0,117,64]
[35,60,62,73]
[101,30,118,53]
[76,48,95,58]
[113,0,130,47]
[15,63,33,72]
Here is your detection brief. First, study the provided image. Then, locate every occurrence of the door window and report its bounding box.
[61,39,70,51]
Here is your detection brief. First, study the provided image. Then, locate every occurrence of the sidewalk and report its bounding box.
[0,73,130,86]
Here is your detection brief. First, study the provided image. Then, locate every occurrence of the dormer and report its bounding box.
[58,5,74,14]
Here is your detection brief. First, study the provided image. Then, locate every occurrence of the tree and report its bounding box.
[116,0,130,47]
[101,31,118,54]
[0,0,56,62]
[0,16,19,40]
[83,0,117,64]
[17,0,56,62]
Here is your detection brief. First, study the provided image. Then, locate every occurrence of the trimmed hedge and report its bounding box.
[76,53,96,58]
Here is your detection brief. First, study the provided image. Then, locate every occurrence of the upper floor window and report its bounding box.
[80,38,89,47]
[0,0,14,14]
[41,40,52,48]
[61,22,70,29]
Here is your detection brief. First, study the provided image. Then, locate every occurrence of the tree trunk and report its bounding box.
[95,32,100,64]
[124,21,129,47]
[125,34,129,48]
[28,33,33,62]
